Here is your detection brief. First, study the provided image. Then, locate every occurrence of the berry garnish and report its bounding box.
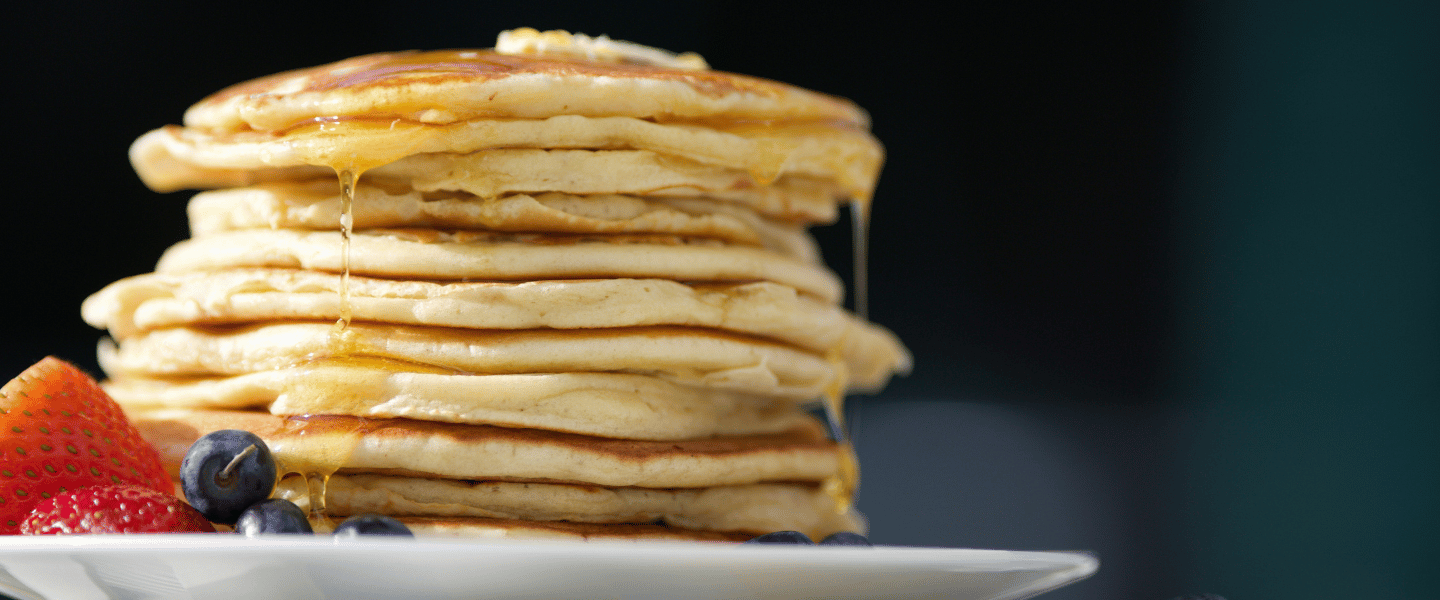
[235,498,312,535]
[333,514,413,538]
[744,530,814,544]
[180,429,277,525]
[19,484,214,534]
[0,357,173,534]
[819,532,872,546]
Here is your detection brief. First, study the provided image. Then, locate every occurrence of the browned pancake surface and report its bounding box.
[136,409,839,488]
[192,50,866,130]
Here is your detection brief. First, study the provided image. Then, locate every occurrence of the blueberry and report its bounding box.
[744,530,814,544]
[235,498,313,535]
[819,532,872,546]
[180,429,278,525]
[333,514,414,538]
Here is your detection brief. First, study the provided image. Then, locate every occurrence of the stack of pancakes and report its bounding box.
[83,29,909,541]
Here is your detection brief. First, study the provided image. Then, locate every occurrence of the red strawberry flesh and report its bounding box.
[21,484,215,534]
[0,357,174,534]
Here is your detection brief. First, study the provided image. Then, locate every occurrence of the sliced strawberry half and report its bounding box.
[0,357,173,534]
[21,484,214,534]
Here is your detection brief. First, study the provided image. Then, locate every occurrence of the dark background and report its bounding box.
[2,1,1436,599]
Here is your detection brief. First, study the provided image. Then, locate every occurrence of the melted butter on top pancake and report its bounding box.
[495,28,709,71]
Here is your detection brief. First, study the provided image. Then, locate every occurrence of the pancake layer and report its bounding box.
[154,228,845,302]
[286,475,863,540]
[184,184,822,260]
[183,46,870,131]
[106,369,807,441]
[85,272,906,377]
[135,410,840,488]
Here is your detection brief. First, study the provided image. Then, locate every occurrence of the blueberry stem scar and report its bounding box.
[218,444,257,484]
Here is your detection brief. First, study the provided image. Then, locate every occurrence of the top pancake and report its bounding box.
[132,29,883,213]
[184,32,868,134]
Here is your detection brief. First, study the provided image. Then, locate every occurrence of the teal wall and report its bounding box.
[1173,1,1439,597]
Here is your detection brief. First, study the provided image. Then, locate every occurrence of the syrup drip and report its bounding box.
[818,199,872,514]
[821,444,860,515]
[306,472,333,527]
[270,413,369,527]
[279,112,458,521]
[280,117,431,520]
[332,169,358,335]
[818,345,856,515]
[851,199,870,322]
[291,118,433,336]
[279,166,362,522]
[273,470,336,528]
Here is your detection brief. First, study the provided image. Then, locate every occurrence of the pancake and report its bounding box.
[277,474,861,540]
[132,146,845,223]
[154,228,845,302]
[182,33,869,133]
[132,114,880,202]
[134,409,841,488]
[82,272,907,368]
[374,149,829,201]
[100,322,869,398]
[104,369,809,441]
[184,184,822,261]
[137,144,861,204]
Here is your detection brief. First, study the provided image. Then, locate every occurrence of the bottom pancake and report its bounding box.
[386,516,755,542]
[274,473,862,540]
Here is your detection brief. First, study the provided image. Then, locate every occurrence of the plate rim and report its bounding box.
[0,536,1099,600]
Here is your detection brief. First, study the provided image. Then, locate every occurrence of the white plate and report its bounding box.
[0,535,1096,600]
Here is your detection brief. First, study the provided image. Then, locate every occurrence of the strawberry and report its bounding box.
[0,357,173,534]
[20,484,214,534]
